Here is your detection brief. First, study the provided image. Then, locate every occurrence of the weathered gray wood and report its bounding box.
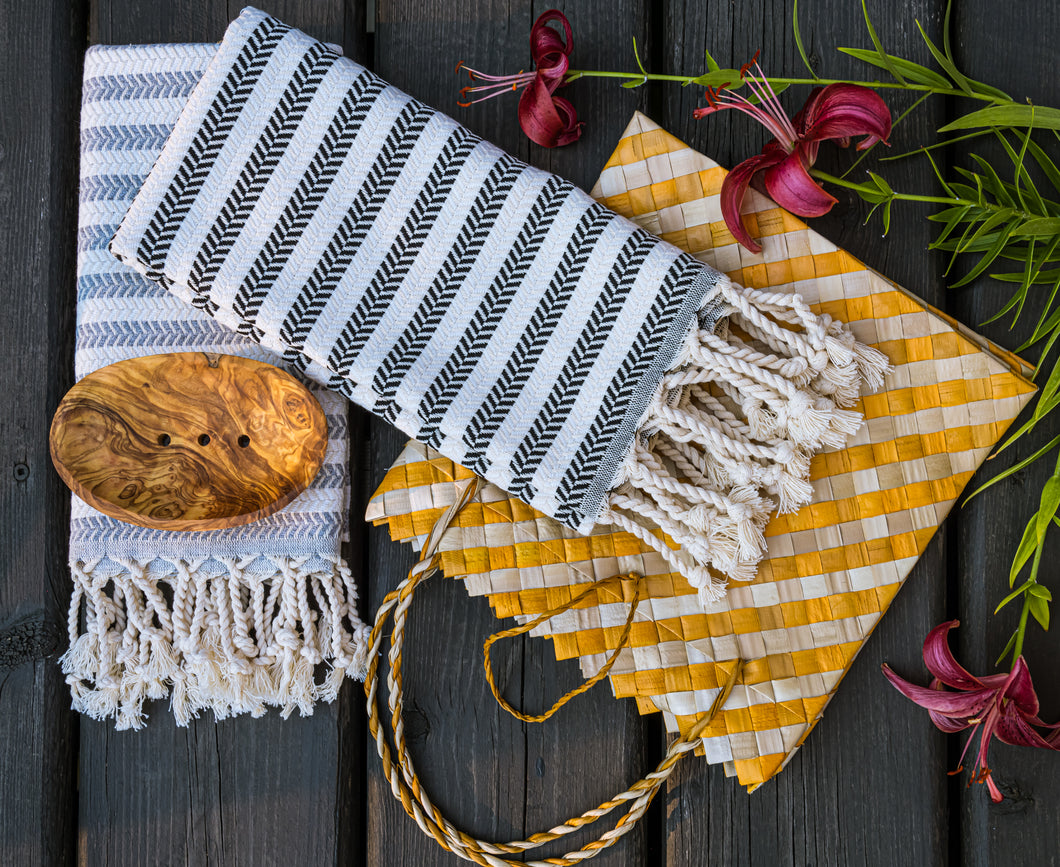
[952,1,1060,862]
[366,3,654,864]
[659,2,950,864]
[75,5,370,867]
[0,0,85,862]
[9,0,1060,864]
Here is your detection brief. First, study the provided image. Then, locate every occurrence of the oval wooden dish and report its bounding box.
[49,352,328,531]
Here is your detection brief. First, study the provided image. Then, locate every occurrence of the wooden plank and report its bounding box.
[950,0,1060,857]
[0,0,85,862]
[366,2,656,864]
[659,2,950,864]
[77,4,370,866]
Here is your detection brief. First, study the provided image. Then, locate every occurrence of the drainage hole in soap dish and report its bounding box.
[158,433,171,447]
[198,434,211,446]
[238,435,251,448]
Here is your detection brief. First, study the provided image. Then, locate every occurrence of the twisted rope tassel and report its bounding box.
[59,553,368,728]
[601,276,892,605]
[365,479,746,865]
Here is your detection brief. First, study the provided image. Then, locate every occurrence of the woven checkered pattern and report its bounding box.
[366,113,1036,789]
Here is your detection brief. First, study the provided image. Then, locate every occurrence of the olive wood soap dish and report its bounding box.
[50,352,328,531]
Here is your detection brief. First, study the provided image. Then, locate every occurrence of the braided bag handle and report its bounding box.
[364,479,744,865]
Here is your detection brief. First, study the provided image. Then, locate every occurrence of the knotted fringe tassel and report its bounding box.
[600,276,892,607]
[60,555,370,730]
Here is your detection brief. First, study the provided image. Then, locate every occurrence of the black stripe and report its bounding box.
[187,43,335,295]
[324,125,481,382]
[370,153,524,420]
[508,229,655,487]
[135,18,286,269]
[414,176,570,443]
[460,205,612,462]
[553,259,705,528]
[277,102,432,353]
[229,72,383,324]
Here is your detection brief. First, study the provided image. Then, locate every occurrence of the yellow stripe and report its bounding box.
[608,641,864,699]
[765,470,974,537]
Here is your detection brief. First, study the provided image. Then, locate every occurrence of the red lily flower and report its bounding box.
[883,620,1060,803]
[457,10,582,148]
[695,58,892,252]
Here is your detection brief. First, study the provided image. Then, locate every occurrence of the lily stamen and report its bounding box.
[694,55,891,252]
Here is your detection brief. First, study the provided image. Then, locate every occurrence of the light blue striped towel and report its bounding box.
[64,43,367,730]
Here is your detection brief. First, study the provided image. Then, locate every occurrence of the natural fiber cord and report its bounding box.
[110,7,889,604]
[365,479,746,865]
[483,572,643,724]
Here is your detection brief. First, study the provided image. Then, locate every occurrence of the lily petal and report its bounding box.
[797,82,892,149]
[920,621,987,691]
[995,706,1060,749]
[1002,656,1041,716]
[719,149,786,252]
[882,664,998,718]
[530,9,573,91]
[518,77,581,147]
[762,149,838,218]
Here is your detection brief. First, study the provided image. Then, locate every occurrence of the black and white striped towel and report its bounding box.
[112,8,890,603]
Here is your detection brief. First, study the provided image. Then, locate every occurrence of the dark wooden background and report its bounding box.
[3,0,1059,864]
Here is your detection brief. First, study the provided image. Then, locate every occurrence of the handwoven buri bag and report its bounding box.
[110,7,890,606]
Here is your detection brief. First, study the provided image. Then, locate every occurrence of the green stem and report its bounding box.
[808,169,958,205]
[1012,596,1032,662]
[564,69,1001,103]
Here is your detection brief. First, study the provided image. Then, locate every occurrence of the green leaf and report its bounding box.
[1025,138,1060,197]
[923,148,956,197]
[968,432,1060,492]
[1010,517,1040,586]
[970,154,1016,207]
[950,214,1018,287]
[928,205,974,224]
[940,105,1060,133]
[882,129,992,162]
[980,277,1028,326]
[793,0,818,79]
[837,47,950,89]
[861,0,905,84]
[621,79,644,89]
[691,69,747,88]
[995,630,1018,666]
[1030,583,1053,601]
[1036,475,1060,545]
[1029,593,1051,630]
[993,267,1060,284]
[1010,218,1060,236]
[704,48,721,73]
[996,578,1033,612]
[1038,343,1060,406]
[881,199,893,235]
[916,19,973,95]
[1009,237,1038,326]
[868,172,894,195]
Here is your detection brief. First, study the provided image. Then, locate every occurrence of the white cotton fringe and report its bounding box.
[60,555,370,730]
[600,276,892,607]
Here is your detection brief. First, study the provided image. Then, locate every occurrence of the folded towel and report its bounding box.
[111,8,889,603]
[66,42,368,730]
